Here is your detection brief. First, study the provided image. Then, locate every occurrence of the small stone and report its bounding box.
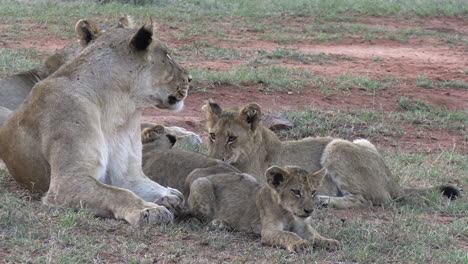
[262,114,294,132]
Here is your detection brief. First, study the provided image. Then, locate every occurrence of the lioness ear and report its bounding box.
[130,23,153,51]
[308,168,326,187]
[266,166,289,189]
[239,103,261,131]
[75,19,100,46]
[118,14,134,28]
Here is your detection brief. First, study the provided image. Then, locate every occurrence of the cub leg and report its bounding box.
[293,221,340,250]
[261,227,310,252]
[187,177,217,221]
[43,174,173,226]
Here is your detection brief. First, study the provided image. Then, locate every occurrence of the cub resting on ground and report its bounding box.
[0,19,191,226]
[140,124,237,198]
[188,165,340,252]
[203,102,460,209]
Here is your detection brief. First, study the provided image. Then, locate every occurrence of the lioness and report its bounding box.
[203,102,460,209]
[0,18,191,226]
[0,16,134,127]
[188,166,340,252]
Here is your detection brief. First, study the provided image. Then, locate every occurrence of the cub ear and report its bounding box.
[239,103,261,131]
[118,14,134,28]
[75,19,100,46]
[141,125,165,143]
[202,100,222,122]
[266,166,289,190]
[130,23,153,51]
[308,168,327,187]
[149,124,166,135]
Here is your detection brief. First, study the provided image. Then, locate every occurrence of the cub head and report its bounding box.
[141,124,176,149]
[202,101,262,166]
[70,18,191,111]
[265,166,326,218]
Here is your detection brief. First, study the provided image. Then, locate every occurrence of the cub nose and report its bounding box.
[303,208,312,214]
[187,75,192,83]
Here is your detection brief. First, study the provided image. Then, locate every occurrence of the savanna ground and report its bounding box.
[0,0,467,263]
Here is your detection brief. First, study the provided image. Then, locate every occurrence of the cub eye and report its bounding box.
[227,136,237,144]
[209,133,216,141]
[311,190,317,196]
[291,189,301,197]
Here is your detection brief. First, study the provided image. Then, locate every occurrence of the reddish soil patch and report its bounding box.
[2,17,467,152]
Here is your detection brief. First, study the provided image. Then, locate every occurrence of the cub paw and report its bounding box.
[127,205,174,226]
[286,239,310,252]
[315,238,340,251]
[210,219,231,230]
[154,188,184,215]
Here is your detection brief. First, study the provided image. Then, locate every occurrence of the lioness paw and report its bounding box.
[286,239,310,252]
[154,188,184,215]
[127,205,174,226]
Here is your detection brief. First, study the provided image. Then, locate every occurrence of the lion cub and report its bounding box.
[188,166,340,252]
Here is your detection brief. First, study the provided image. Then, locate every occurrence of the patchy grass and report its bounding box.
[278,108,401,140]
[247,49,354,66]
[396,97,467,136]
[417,76,468,89]
[0,48,42,78]
[316,74,397,96]
[2,149,467,264]
[192,66,314,92]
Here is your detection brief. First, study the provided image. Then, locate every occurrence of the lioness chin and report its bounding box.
[0,18,191,226]
[203,102,460,209]
[188,166,340,252]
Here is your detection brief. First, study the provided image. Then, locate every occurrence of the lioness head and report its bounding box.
[141,124,176,148]
[266,166,326,218]
[67,18,191,111]
[202,101,262,166]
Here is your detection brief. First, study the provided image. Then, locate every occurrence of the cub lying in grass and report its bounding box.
[188,166,340,252]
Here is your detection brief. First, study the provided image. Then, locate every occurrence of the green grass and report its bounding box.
[396,97,467,135]
[278,108,401,140]
[192,66,314,92]
[247,49,354,66]
[2,149,467,264]
[0,48,42,78]
[417,76,468,89]
[316,74,397,96]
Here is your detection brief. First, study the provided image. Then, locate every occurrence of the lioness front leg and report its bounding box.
[317,194,372,209]
[261,228,310,252]
[43,175,173,226]
[123,176,184,215]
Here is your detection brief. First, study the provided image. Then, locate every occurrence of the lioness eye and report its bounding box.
[209,133,216,141]
[292,189,301,197]
[227,136,237,144]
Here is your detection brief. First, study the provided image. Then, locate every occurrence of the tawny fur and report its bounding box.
[0,19,191,226]
[202,102,460,209]
[188,166,340,252]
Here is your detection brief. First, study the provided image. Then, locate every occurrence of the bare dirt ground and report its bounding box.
[2,17,466,154]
